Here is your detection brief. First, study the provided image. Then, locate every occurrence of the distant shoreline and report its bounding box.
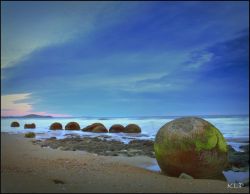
[1,114,249,119]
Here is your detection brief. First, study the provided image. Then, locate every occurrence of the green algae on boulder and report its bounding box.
[154,117,228,179]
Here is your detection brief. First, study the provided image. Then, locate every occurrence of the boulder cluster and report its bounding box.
[10,121,141,133]
[10,121,36,129]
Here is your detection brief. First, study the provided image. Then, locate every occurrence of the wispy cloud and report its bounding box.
[1,93,71,117]
[1,2,139,69]
[1,93,32,116]
[185,51,214,69]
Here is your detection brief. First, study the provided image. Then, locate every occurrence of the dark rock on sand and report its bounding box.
[154,117,228,179]
[227,145,249,169]
[25,132,36,138]
[65,122,80,130]
[11,121,20,127]
[24,123,36,129]
[82,123,105,132]
[49,122,63,130]
[179,173,194,179]
[239,144,249,152]
[109,124,125,133]
[124,124,141,133]
[243,178,249,187]
[33,136,155,158]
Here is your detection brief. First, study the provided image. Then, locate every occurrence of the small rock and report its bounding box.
[239,144,249,152]
[52,179,65,184]
[179,173,194,179]
[243,178,249,187]
[24,132,36,138]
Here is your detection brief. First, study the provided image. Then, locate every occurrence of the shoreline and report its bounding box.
[1,132,249,193]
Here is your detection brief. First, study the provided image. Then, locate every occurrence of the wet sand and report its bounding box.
[1,133,249,193]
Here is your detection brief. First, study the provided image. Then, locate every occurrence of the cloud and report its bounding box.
[1,1,139,69]
[185,51,214,69]
[1,93,71,117]
[1,93,32,115]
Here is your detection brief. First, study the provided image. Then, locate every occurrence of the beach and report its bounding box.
[1,132,248,193]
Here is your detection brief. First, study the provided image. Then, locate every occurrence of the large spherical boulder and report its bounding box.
[92,125,108,133]
[109,124,125,133]
[154,117,228,179]
[49,122,63,130]
[11,121,20,127]
[124,124,141,133]
[82,123,104,132]
[65,122,80,130]
[24,123,36,129]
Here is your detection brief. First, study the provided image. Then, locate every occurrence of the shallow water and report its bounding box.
[1,115,249,183]
[1,115,249,149]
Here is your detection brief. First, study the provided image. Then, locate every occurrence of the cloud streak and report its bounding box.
[1,93,71,117]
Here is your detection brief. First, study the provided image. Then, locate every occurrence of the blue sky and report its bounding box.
[1,1,249,117]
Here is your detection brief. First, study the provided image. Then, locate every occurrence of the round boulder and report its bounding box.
[65,122,80,130]
[124,124,141,133]
[24,123,36,129]
[92,125,108,133]
[49,122,63,130]
[11,121,20,127]
[82,123,105,132]
[109,124,125,133]
[154,117,228,179]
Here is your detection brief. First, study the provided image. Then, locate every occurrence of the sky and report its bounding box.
[1,1,249,117]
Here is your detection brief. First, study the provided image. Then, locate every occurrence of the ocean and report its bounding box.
[1,115,249,183]
[1,115,249,151]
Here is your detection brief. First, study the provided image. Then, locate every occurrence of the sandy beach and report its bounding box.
[1,132,248,193]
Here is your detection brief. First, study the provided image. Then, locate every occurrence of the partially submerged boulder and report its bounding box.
[24,123,36,129]
[25,132,36,138]
[65,122,80,130]
[92,125,108,133]
[109,124,125,133]
[124,124,141,133]
[49,122,63,130]
[11,121,20,127]
[154,117,228,179]
[82,123,105,132]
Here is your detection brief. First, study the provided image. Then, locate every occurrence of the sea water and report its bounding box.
[1,115,249,182]
[1,115,249,150]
